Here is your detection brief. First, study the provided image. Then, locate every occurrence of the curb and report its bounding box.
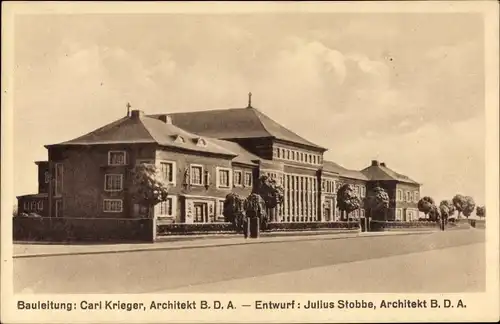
[13,230,436,259]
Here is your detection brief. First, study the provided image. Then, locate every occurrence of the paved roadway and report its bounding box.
[14,230,485,294]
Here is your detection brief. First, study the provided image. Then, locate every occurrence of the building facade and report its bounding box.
[17,101,421,225]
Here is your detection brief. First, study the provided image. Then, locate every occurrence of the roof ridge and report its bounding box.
[149,107,248,117]
[139,116,162,143]
[251,107,323,148]
[247,107,273,138]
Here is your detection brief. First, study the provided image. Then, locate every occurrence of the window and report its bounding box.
[406,191,411,202]
[30,201,36,211]
[244,172,252,187]
[360,209,365,217]
[108,151,126,166]
[291,151,295,160]
[104,174,123,191]
[23,201,29,211]
[361,186,366,197]
[159,161,175,184]
[355,186,360,196]
[37,200,43,211]
[218,168,231,188]
[286,150,290,160]
[218,200,225,217]
[196,138,207,147]
[103,199,123,213]
[44,171,50,184]
[155,197,174,217]
[277,148,281,158]
[313,156,316,164]
[174,135,185,144]
[55,163,63,197]
[190,165,203,185]
[414,191,419,202]
[397,189,403,201]
[234,170,242,186]
[396,209,402,220]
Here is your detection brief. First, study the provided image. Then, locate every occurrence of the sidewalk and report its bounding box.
[12,230,437,258]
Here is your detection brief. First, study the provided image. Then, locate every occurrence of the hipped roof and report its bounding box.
[149,107,326,151]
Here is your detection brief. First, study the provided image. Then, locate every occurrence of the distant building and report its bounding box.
[17,97,421,224]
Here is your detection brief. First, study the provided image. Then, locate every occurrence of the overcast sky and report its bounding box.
[13,12,485,205]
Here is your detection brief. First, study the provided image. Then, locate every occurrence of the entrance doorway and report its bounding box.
[193,202,208,223]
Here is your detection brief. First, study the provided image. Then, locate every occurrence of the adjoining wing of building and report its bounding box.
[17,101,421,224]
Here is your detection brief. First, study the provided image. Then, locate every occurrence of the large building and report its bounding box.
[17,98,421,224]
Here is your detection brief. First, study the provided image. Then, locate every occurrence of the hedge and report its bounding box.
[157,223,235,236]
[13,216,154,243]
[157,221,359,236]
[265,221,359,232]
[370,220,440,231]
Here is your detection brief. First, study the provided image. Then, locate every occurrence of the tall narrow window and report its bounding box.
[190,165,203,185]
[244,172,252,187]
[55,163,63,197]
[159,161,174,184]
[234,171,242,186]
[218,169,230,188]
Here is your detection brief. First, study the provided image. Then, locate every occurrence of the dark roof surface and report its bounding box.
[323,160,369,181]
[361,164,419,184]
[149,107,326,151]
[48,113,238,157]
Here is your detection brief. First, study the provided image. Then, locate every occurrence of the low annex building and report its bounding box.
[17,96,421,224]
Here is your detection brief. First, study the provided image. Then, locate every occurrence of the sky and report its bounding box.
[12,12,485,205]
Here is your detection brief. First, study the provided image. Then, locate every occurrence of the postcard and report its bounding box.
[1,1,498,323]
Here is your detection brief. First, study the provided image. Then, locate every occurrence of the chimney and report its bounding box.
[371,160,379,166]
[158,114,173,124]
[380,162,386,167]
[130,110,144,119]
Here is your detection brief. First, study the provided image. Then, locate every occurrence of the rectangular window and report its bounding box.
[218,200,224,217]
[23,201,29,211]
[108,151,127,166]
[414,191,419,202]
[44,171,50,184]
[103,199,123,213]
[406,191,411,202]
[244,172,252,187]
[397,189,403,201]
[234,170,242,186]
[30,201,36,211]
[291,151,295,160]
[37,200,43,211]
[104,174,123,191]
[54,163,63,197]
[218,169,230,188]
[155,197,174,217]
[396,208,402,220]
[190,165,203,185]
[159,161,175,184]
[361,186,366,197]
[286,150,290,160]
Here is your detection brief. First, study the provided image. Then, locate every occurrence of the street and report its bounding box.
[14,230,485,294]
